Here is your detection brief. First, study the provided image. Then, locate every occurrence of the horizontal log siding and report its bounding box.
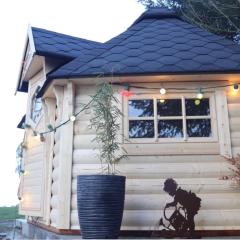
[19,70,46,217]
[49,109,60,228]
[20,142,44,214]
[71,84,240,231]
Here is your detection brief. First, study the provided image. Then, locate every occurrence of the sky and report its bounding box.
[0,0,145,206]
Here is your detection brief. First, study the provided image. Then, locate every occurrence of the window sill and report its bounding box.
[123,142,220,155]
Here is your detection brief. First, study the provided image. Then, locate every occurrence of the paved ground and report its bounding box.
[1,220,240,239]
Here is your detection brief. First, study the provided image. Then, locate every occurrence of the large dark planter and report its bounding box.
[77,174,126,239]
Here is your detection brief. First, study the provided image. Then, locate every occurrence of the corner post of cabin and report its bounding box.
[42,97,56,225]
[215,89,232,158]
[53,82,75,229]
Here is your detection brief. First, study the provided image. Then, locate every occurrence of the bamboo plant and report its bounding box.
[89,82,126,175]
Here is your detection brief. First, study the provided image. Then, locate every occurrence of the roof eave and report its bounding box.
[15,25,36,94]
[38,70,240,98]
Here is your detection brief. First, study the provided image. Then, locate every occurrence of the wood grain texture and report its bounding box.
[69,84,240,231]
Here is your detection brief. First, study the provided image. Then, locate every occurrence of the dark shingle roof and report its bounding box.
[32,27,102,59]
[49,7,240,80]
[17,115,26,129]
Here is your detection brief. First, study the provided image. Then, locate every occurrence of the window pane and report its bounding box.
[157,99,182,116]
[129,120,154,138]
[128,99,153,117]
[187,119,212,137]
[34,98,42,111]
[186,98,210,116]
[158,120,183,138]
[31,97,42,123]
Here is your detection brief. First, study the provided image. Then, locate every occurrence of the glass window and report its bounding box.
[157,99,182,116]
[127,96,213,141]
[187,119,212,137]
[128,99,153,117]
[186,98,210,116]
[158,120,183,138]
[31,88,42,123]
[129,120,154,138]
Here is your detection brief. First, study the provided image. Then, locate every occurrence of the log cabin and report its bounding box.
[16,7,240,237]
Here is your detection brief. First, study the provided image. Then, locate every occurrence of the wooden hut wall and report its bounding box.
[227,91,240,157]
[19,70,46,217]
[49,89,63,228]
[70,82,240,231]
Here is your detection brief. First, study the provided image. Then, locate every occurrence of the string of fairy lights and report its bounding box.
[21,82,239,143]
[17,81,240,198]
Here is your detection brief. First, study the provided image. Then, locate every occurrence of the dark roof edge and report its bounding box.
[17,81,29,93]
[131,7,178,27]
[35,50,74,60]
[17,115,26,129]
[32,26,102,45]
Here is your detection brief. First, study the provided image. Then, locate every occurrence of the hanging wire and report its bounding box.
[38,95,95,135]
[24,81,240,138]
[113,82,240,91]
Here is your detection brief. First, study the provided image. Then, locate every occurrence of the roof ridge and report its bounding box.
[130,7,178,27]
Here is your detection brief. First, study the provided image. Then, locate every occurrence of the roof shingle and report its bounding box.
[48,7,240,80]
[32,27,102,59]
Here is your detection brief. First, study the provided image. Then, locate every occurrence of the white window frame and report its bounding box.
[123,92,218,144]
[29,86,43,126]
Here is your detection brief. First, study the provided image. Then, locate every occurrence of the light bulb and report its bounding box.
[40,133,45,142]
[197,89,203,100]
[160,99,165,103]
[233,84,239,92]
[23,170,29,176]
[70,116,76,122]
[121,90,133,97]
[195,99,200,106]
[160,88,166,95]
[33,131,38,137]
[33,131,40,141]
[47,124,54,131]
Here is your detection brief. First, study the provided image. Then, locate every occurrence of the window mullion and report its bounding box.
[154,98,158,142]
[182,96,187,141]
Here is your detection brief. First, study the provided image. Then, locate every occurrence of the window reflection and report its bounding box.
[157,99,182,116]
[158,120,183,138]
[31,97,42,123]
[186,98,210,116]
[187,119,211,137]
[128,99,153,117]
[129,120,154,138]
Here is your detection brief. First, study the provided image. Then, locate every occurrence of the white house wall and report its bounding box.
[70,82,240,231]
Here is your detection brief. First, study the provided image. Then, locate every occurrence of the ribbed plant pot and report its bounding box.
[77,175,126,239]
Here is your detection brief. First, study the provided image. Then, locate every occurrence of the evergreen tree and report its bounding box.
[138,0,240,42]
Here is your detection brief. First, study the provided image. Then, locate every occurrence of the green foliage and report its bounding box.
[0,206,24,220]
[138,0,240,41]
[89,82,126,175]
[16,143,23,177]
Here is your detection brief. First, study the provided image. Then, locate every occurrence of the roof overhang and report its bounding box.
[41,72,240,98]
[17,115,26,129]
[15,26,44,94]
